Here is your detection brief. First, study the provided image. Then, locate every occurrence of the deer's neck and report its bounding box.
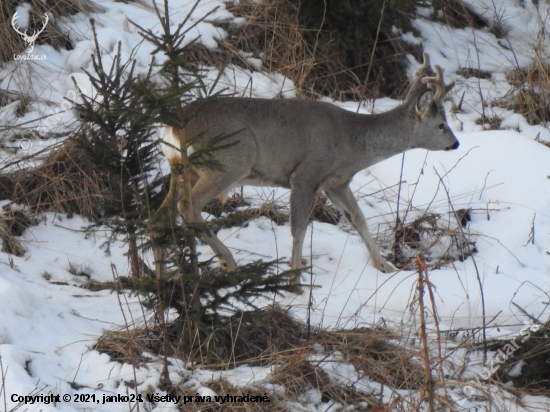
[349,104,414,168]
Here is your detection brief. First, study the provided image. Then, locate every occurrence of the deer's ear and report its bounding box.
[415,89,434,116]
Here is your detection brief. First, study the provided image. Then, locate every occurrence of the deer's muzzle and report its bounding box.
[446,141,460,150]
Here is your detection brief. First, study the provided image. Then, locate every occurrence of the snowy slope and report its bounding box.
[1,0,550,411]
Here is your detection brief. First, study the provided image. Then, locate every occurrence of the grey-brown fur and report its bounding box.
[160,52,459,282]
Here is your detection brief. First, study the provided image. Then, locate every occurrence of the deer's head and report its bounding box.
[407,52,459,152]
[12,11,49,54]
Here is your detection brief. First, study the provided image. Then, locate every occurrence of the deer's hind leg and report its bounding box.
[179,172,239,271]
[324,184,395,273]
[178,151,254,271]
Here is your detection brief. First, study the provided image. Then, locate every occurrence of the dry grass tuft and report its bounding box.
[226,0,318,99]
[392,210,476,268]
[484,320,550,394]
[309,194,340,225]
[506,61,550,126]
[204,193,250,218]
[182,191,338,230]
[269,351,374,410]
[94,329,159,366]
[456,67,491,79]
[225,193,340,228]
[432,0,489,32]
[0,205,34,256]
[204,199,290,230]
[0,137,105,218]
[475,115,503,130]
[174,304,306,367]
[188,0,316,98]
[266,327,422,408]
[205,192,341,229]
[253,201,289,226]
[315,328,425,390]
[96,304,305,368]
[96,308,428,409]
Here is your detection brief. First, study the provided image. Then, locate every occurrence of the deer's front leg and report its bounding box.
[289,183,316,282]
[324,184,395,273]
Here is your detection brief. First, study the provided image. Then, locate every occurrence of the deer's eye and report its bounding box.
[438,123,445,130]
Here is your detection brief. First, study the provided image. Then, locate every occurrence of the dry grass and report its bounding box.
[268,352,374,410]
[432,0,489,32]
[188,0,316,98]
[0,205,34,256]
[253,201,289,226]
[456,67,491,79]
[0,137,104,255]
[203,192,340,231]
[190,0,415,100]
[246,193,340,226]
[172,304,306,367]
[264,328,424,409]
[391,210,476,268]
[314,328,425,391]
[309,194,340,225]
[96,304,305,368]
[0,137,105,218]
[475,115,503,130]
[226,0,319,99]
[94,329,157,366]
[506,60,550,126]
[482,320,550,394]
[248,193,341,226]
[96,310,427,410]
[203,194,250,218]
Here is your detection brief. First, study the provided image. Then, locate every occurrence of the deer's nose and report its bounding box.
[447,141,459,150]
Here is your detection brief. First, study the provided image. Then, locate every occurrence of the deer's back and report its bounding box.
[183,98,362,187]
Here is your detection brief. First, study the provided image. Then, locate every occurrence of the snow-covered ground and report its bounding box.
[2,0,550,411]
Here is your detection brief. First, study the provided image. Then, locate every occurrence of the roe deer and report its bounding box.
[159,52,459,281]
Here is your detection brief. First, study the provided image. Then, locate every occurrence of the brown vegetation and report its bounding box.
[507,60,550,126]
[190,0,419,100]
[0,138,105,218]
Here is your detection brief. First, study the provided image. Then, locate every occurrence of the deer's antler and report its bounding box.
[405,52,437,103]
[421,65,455,103]
[415,52,433,77]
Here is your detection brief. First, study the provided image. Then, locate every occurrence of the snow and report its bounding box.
[2,0,550,411]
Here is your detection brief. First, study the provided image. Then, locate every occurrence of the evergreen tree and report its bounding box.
[74,0,302,368]
[74,20,163,279]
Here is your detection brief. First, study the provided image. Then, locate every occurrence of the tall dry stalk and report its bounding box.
[416,254,435,412]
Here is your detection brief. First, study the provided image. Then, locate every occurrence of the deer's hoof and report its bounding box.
[375,260,396,273]
[220,259,238,272]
